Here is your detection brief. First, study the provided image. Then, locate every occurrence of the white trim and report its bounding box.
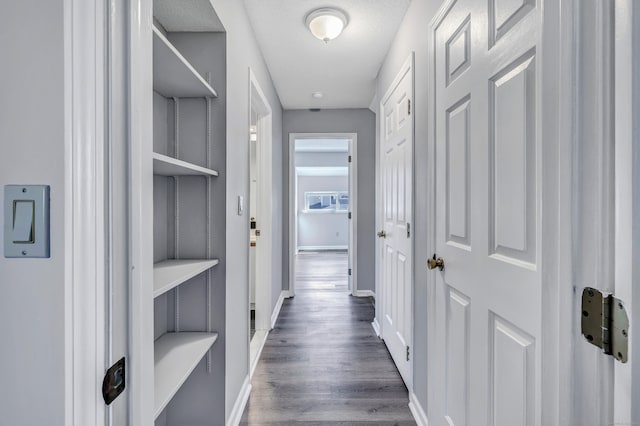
[65,0,107,423]
[128,0,155,423]
[298,245,348,251]
[226,376,252,426]
[408,392,429,426]
[249,329,268,378]
[353,290,375,298]
[371,318,381,337]
[270,290,289,329]
[288,133,358,297]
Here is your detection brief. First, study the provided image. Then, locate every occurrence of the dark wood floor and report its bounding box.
[240,251,416,425]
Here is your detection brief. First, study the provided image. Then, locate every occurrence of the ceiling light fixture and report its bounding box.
[305,8,348,43]
[312,91,324,99]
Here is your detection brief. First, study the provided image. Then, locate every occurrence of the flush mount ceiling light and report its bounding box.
[305,8,349,43]
[312,91,324,99]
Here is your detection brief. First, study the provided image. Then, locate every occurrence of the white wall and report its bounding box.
[297,175,349,249]
[0,1,67,424]
[209,0,284,421]
[375,0,445,415]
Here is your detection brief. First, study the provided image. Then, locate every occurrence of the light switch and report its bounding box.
[4,185,50,258]
[12,201,34,243]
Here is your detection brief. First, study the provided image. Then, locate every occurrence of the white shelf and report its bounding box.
[154,332,218,419]
[154,259,219,298]
[153,153,219,177]
[153,25,218,98]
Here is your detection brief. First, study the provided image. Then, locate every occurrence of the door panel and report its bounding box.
[432,0,541,425]
[380,62,413,388]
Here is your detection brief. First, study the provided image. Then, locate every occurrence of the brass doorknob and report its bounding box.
[427,254,445,271]
[377,230,387,238]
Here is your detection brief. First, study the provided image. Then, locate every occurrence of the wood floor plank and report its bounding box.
[241,252,415,425]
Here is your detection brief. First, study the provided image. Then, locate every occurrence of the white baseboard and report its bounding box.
[271,290,289,329]
[409,392,429,426]
[371,318,381,337]
[297,245,348,251]
[353,289,375,298]
[226,376,252,426]
[250,329,268,378]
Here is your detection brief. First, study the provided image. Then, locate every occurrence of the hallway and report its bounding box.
[240,252,416,425]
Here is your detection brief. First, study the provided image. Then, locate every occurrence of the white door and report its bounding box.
[432,0,542,425]
[379,59,413,388]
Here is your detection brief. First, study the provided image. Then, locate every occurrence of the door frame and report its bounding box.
[375,53,415,390]
[248,69,273,374]
[425,0,577,424]
[64,0,110,423]
[287,132,358,296]
[614,0,639,422]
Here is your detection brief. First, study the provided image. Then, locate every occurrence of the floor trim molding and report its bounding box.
[271,290,289,329]
[250,329,268,378]
[409,392,429,426]
[353,289,375,298]
[372,318,381,337]
[298,245,348,251]
[227,376,252,426]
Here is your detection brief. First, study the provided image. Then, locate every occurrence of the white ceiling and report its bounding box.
[296,167,348,176]
[295,138,349,152]
[243,0,411,110]
[155,0,225,32]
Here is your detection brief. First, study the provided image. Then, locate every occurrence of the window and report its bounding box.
[305,191,348,212]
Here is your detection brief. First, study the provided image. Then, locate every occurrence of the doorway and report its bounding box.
[248,71,273,376]
[288,134,358,297]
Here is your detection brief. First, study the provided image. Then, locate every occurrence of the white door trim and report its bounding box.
[128,0,155,423]
[248,69,273,365]
[376,52,414,391]
[288,133,358,296]
[64,0,108,423]
[614,1,639,422]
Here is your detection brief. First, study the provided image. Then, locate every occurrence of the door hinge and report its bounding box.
[348,155,352,163]
[348,212,352,219]
[102,357,126,405]
[406,346,410,361]
[407,223,410,238]
[348,268,352,276]
[408,99,411,115]
[581,287,629,363]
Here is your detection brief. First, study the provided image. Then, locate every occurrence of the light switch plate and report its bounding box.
[4,185,50,258]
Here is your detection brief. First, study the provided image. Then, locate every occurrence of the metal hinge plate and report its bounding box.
[348,268,352,276]
[348,155,352,163]
[348,212,352,219]
[406,346,410,361]
[408,99,411,115]
[581,287,629,363]
[102,357,126,405]
[407,223,410,238]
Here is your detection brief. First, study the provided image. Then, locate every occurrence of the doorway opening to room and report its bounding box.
[288,134,358,297]
[248,71,273,376]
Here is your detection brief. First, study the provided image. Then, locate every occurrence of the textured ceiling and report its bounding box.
[244,0,411,110]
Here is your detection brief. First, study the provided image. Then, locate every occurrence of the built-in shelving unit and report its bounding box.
[150,3,226,423]
[153,153,219,177]
[153,259,219,298]
[152,26,218,98]
[154,332,219,419]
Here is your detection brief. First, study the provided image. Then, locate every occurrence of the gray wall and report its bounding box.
[0,1,66,425]
[208,0,284,421]
[297,175,349,249]
[375,0,444,414]
[283,109,376,293]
